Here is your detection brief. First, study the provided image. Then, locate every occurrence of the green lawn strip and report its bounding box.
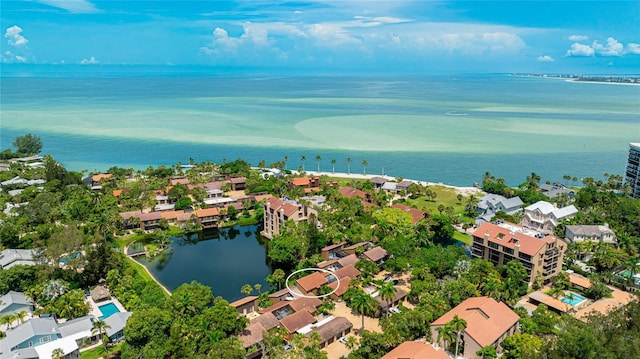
[452,231,472,245]
[79,342,123,359]
[237,216,259,225]
[404,185,467,215]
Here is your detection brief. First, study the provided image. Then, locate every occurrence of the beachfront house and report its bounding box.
[521,201,578,233]
[475,194,524,224]
[430,296,519,359]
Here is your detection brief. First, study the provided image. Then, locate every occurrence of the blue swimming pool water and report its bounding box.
[59,252,81,264]
[561,292,587,306]
[98,303,120,320]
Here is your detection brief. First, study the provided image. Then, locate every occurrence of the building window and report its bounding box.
[489,242,499,249]
[40,336,51,344]
[519,253,532,261]
[504,247,514,255]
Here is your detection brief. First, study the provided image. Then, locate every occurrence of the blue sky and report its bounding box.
[2,0,639,73]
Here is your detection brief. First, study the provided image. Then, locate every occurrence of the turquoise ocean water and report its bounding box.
[1,69,639,186]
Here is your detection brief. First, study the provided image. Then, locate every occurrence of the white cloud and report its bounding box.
[592,37,624,56]
[80,56,99,64]
[537,55,555,62]
[568,35,588,42]
[627,43,640,54]
[37,0,99,14]
[4,25,28,47]
[2,50,27,63]
[566,42,594,57]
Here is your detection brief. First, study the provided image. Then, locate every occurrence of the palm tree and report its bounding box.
[436,324,455,350]
[240,284,253,296]
[362,159,368,176]
[449,314,467,356]
[350,292,376,331]
[346,157,352,175]
[283,155,288,169]
[91,319,112,351]
[254,283,262,295]
[15,311,27,324]
[315,155,321,173]
[1,314,15,329]
[378,282,397,315]
[331,159,336,173]
[51,348,65,359]
[300,156,306,171]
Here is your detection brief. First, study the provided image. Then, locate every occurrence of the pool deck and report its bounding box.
[86,295,126,320]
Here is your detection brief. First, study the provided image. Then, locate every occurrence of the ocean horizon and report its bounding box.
[1,71,638,186]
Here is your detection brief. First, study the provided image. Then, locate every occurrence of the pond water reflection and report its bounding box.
[136,224,272,302]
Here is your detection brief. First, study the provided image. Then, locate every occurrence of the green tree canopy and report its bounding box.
[13,133,43,155]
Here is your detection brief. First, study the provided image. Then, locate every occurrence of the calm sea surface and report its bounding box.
[1,73,639,186]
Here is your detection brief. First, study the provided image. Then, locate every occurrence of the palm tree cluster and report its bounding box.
[435,314,467,356]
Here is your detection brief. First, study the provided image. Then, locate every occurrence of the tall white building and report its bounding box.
[625,143,640,199]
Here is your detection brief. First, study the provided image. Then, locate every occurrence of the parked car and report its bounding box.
[338,337,347,344]
[388,307,401,314]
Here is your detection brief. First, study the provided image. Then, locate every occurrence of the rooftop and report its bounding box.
[432,296,519,348]
[381,341,449,359]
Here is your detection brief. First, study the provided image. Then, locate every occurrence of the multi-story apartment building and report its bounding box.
[472,221,567,286]
[625,142,640,199]
[261,197,317,239]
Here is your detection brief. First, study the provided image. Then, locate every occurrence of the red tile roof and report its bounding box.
[230,296,258,308]
[296,272,328,293]
[196,207,220,217]
[92,173,112,182]
[381,341,449,359]
[328,276,352,297]
[279,309,315,333]
[364,246,388,262]
[292,177,311,186]
[431,296,519,348]
[289,297,322,313]
[391,203,427,224]
[333,264,361,280]
[138,212,163,221]
[338,186,367,200]
[472,222,554,256]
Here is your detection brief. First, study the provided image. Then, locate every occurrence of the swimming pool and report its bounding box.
[59,252,81,264]
[561,292,587,306]
[98,302,120,320]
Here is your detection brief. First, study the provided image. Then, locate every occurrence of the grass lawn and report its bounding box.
[79,342,123,359]
[403,185,469,215]
[453,231,472,245]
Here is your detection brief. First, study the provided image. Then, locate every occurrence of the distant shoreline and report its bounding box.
[292,169,483,195]
[565,79,640,86]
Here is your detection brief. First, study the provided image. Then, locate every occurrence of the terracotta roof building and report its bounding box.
[262,197,315,239]
[430,296,519,359]
[381,341,449,359]
[363,246,388,265]
[471,221,567,285]
[279,310,316,333]
[391,203,429,224]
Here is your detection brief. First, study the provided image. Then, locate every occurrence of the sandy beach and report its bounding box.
[294,170,483,196]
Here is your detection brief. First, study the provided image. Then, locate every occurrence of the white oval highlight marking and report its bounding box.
[285,267,340,299]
